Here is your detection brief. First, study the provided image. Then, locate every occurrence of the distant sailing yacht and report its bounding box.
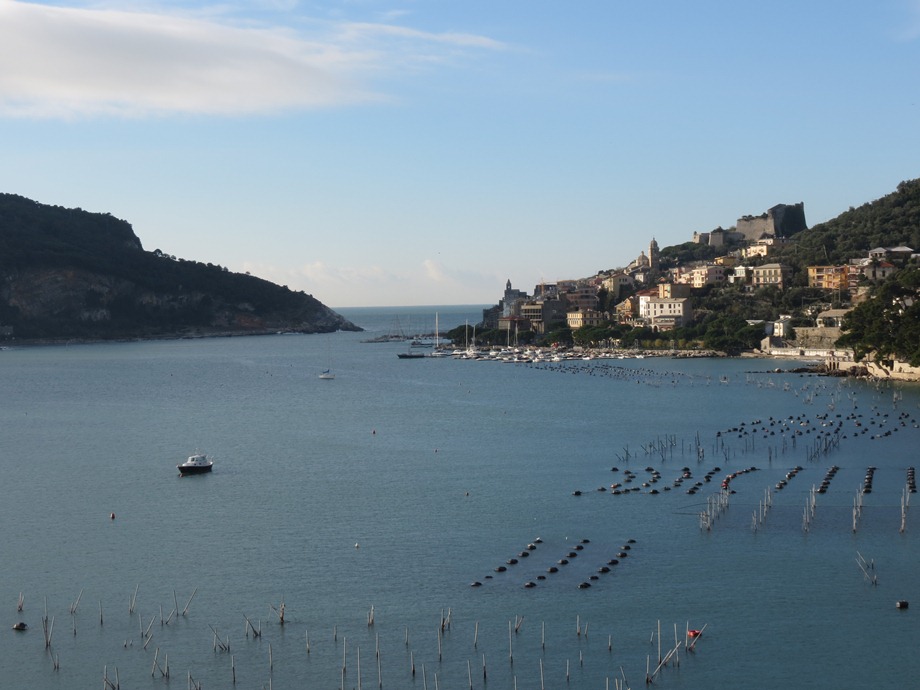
[430,312,450,357]
[319,342,335,378]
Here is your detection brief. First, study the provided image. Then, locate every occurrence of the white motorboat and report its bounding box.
[177,453,213,475]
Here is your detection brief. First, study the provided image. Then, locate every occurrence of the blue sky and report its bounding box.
[2,1,919,307]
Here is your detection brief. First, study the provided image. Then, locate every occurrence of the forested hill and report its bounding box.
[773,179,920,268]
[0,194,360,341]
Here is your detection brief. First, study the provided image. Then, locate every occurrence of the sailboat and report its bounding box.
[319,341,335,378]
[429,312,450,357]
[397,345,426,359]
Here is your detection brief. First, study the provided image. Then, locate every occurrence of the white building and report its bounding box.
[638,296,692,330]
[690,265,725,288]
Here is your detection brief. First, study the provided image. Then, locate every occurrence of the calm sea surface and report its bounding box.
[1,304,918,689]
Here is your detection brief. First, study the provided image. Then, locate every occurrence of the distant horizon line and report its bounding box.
[333,303,491,310]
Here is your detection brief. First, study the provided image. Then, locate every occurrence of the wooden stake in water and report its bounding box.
[473,621,479,648]
[687,623,707,651]
[674,623,680,666]
[183,588,198,616]
[269,600,285,625]
[69,588,83,615]
[44,615,55,648]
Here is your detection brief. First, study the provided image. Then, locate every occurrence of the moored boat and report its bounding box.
[397,346,426,359]
[177,453,213,475]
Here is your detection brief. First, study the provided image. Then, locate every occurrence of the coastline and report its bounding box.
[5,333,917,383]
[0,327,346,348]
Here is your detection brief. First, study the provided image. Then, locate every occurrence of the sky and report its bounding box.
[2,1,919,307]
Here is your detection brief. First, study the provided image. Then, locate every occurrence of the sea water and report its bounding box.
[0,306,918,689]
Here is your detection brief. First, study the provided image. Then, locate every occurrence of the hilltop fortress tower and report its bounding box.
[736,203,807,242]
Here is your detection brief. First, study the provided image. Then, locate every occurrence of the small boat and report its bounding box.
[177,453,213,475]
[318,369,335,379]
[687,629,702,638]
[397,349,426,359]
[11,622,27,631]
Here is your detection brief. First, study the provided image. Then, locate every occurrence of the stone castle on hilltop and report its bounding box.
[695,202,807,245]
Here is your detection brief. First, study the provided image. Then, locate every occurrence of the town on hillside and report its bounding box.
[473,202,918,375]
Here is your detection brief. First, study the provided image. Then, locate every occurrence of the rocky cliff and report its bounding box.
[0,194,360,341]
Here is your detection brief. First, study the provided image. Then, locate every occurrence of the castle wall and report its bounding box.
[736,216,774,241]
[735,203,807,242]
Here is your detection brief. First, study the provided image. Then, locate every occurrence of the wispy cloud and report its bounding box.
[0,1,503,118]
[242,256,497,306]
[898,0,920,41]
[245,258,391,287]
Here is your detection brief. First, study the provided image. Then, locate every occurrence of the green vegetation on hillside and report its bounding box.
[658,241,721,268]
[836,268,920,366]
[773,179,920,269]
